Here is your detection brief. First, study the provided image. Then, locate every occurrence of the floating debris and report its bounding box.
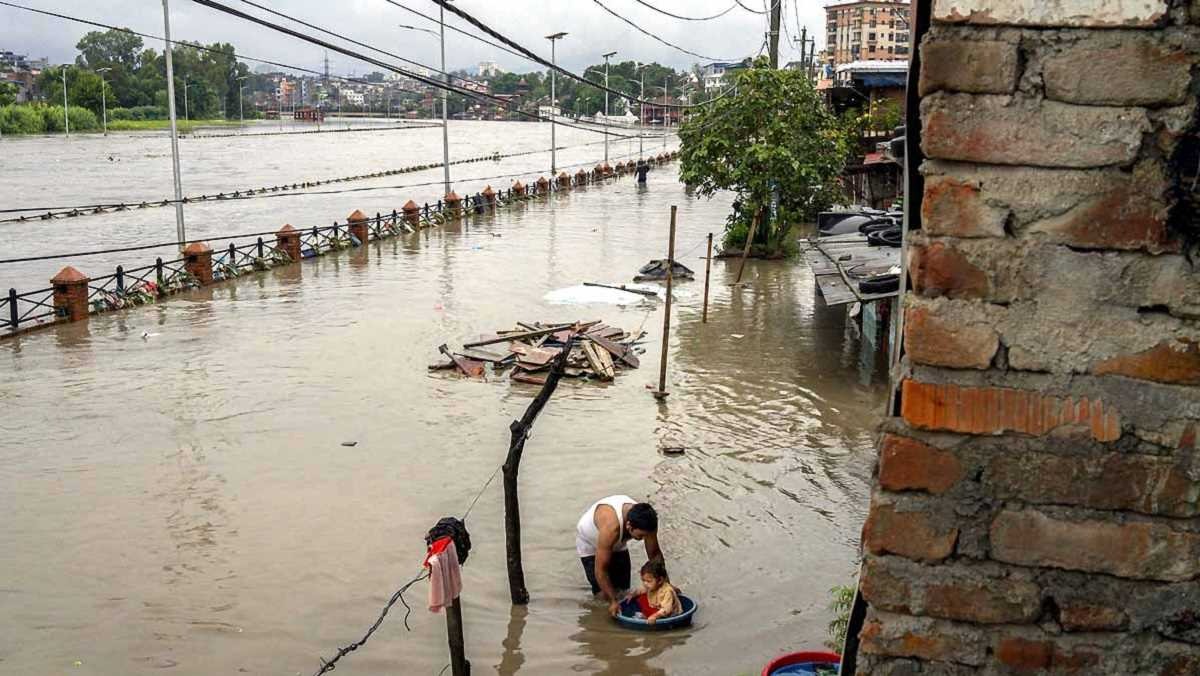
[634,259,695,282]
[431,320,645,385]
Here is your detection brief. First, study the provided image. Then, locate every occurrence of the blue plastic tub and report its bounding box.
[614,594,698,630]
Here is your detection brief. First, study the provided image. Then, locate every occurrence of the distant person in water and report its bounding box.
[631,559,681,625]
[575,495,663,617]
[635,159,650,184]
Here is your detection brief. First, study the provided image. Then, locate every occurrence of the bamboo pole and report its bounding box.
[702,232,713,323]
[733,210,761,285]
[653,206,677,399]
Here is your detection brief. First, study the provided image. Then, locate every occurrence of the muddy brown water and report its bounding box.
[0,121,884,675]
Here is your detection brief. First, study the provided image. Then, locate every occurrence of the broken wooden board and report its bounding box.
[464,322,595,348]
[511,370,548,386]
[586,333,640,369]
[457,347,515,364]
[581,341,616,381]
[439,343,486,378]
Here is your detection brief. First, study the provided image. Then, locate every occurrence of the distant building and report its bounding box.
[478,61,503,77]
[700,61,744,91]
[343,90,364,106]
[824,0,911,71]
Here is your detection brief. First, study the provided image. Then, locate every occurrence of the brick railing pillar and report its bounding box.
[402,199,421,227]
[557,171,571,188]
[347,209,369,244]
[512,180,526,197]
[574,169,588,186]
[51,266,90,322]
[481,185,496,208]
[443,191,462,218]
[854,3,1200,675]
[275,224,301,261]
[536,176,549,193]
[183,242,213,285]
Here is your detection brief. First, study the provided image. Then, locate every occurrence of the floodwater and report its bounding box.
[0,120,884,675]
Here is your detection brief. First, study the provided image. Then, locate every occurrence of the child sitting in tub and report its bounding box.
[631,559,681,624]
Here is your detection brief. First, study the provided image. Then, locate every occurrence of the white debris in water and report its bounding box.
[543,284,660,305]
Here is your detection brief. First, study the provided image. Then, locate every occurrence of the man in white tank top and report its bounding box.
[575,495,664,617]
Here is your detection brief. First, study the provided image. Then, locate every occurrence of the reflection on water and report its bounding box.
[0,132,883,675]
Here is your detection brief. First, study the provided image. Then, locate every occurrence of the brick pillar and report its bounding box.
[536,176,549,193]
[443,191,462,218]
[50,266,90,323]
[275,224,301,261]
[183,242,213,285]
[402,199,421,227]
[557,171,571,188]
[481,185,496,208]
[854,3,1200,675]
[347,209,369,244]
[574,169,588,186]
[512,180,526,197]
[594,164,605,180]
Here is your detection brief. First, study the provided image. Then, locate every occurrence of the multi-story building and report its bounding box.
[824,0,911,71]
[477,61,503,77]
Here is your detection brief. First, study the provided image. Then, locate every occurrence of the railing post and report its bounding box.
[276,225,301,261]
[346,209,369,245]
[183,242,215,285]
[257,237,265,258]
[115,265,125,294]
[8,288,18,330]
[51,266,91,323]
[228,242,237,267]
[155,258,164,290]
[443,193,461,219]
[403,200,421,228]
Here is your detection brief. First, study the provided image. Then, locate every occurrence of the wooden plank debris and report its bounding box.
[581,342,615,381]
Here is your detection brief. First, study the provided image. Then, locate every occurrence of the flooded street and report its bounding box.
[0,123,883,675]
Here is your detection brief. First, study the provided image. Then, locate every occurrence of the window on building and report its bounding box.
[868,32,876,41]
[895,46,909,55]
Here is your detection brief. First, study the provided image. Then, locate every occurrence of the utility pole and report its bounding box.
[799,26,807,76]
[183,82,189,121]
[663,75,669,148]
[61,66,69,136]
[769,0,782,68]
[237,75,246,129]
[440,2,451,198]
[160,0,187,247]
[638,67,645,159]
[546,32,567,176]
[602,51,616,165]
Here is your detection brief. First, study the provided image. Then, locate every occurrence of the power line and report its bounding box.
[428,0,729,110]
[734,0,770,14]
[630,0,738,21]
[382,0,532,65]
[590,0,737,61]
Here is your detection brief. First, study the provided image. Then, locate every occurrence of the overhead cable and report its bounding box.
[590,0,737,61]
[630,0,738,21]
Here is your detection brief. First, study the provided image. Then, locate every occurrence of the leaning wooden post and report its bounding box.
[503,337,574,605]
[733,210,761,286]
[446,597,469,676]
[702,232,713,323]
[653,207,677,399]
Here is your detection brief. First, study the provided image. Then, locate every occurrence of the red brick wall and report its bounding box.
[854,1,1200,673]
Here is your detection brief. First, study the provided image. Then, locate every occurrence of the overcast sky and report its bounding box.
[1,0,828,75]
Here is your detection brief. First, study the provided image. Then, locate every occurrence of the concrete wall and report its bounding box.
[855,0,1200,673]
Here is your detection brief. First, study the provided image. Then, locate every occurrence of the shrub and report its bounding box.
[38,105,99,132]
[110,105,167,121]
[0,104,46,134]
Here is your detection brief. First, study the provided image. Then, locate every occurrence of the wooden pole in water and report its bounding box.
[702,232,713,323]
[733,210,761,286]
[445,597,470,676]
[503,339,574,604]
[654,207,677,399]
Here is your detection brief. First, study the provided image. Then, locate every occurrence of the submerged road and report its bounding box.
[0,121,882,675]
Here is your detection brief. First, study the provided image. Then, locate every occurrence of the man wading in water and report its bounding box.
[575,495,664,617]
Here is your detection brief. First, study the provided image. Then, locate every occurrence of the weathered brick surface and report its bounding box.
[984,450,1200,518]
[859,611,989,666]
[862,556,1042,624]
[878,434,966,495]
[995,637,1100,673]
[901,379,1122,442]
[1059,604,1128,632]
[904,302,999,370]
[990,508,1200,582]
[932,0,1170,28]
[922,94,1150,168]
[920,174,1008,239]
[1094,339,1200,386]
[863,500,959,562]
[919,39,1019,96]
[910,241,990,299]
[1042,34,1194,107]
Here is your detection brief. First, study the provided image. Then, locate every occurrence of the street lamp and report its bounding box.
[398,19,451,197]
[160,0,187,247]
[183,81,193,121]
[96,67,111,135]
[633,62,648,159]
[601,50,616,165]
[236,75,247,129]
[60,64,69,137]
[546,31,567,176]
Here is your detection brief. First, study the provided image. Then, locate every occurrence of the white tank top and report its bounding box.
[575,495,636,557]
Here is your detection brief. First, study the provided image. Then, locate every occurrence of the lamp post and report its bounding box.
[96,67,111,135]
[633,63,647,160]
[601,50,616,165]
[61,65,69,136]
[160,0,187,247]
[398,18,452,197]
[546,32,567,176]
[183,81,192,121]
[663,76,669,148]
[236,75,247,129]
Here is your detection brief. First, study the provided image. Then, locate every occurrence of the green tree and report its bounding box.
[0,81,16,106]
[75,29,143,107]
[678,58,850,256]
[35,66,111,116]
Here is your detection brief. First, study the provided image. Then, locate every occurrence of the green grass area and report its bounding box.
[105,119,245,133]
